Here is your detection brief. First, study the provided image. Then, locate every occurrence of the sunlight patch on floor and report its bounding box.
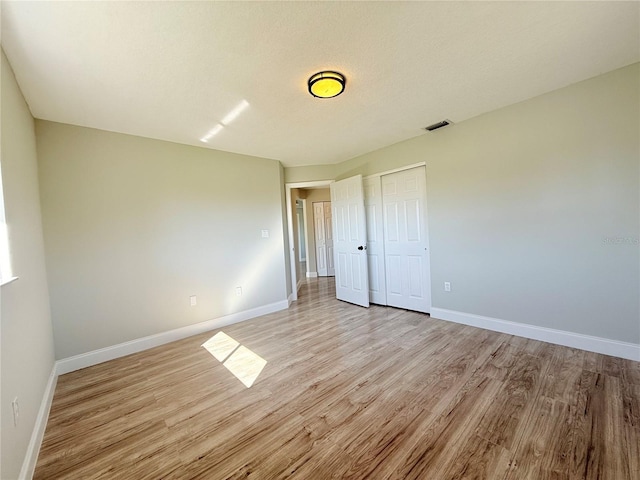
[202,331,239,362]
[202,331,267,388]
[222,345,267,388]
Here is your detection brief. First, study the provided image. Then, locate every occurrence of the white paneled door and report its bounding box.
[330,175,370,307]
[363,177,387,305]
[382,167,431,313]
[314,201,335,277]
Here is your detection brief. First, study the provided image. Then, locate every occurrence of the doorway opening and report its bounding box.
[285,163,430,313]
[285,180,333,302]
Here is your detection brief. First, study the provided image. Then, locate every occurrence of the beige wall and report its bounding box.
[284,164,336,184]
[286,63,640,344]
[1,50,56,480]
[36,121,288,359]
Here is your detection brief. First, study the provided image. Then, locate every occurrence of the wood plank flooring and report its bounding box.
[35,278,640,479]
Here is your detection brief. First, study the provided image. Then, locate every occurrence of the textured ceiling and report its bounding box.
[2,1,639,167]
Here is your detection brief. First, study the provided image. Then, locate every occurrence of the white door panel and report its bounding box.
[337,252,348,287]
[363,176,387,305]
[314,202,327,276]
[382,167,431,313]
[351,254,363,290]
[327,245,335,275]
[324,203,335,276]
[384,202,400,242]
[313,201,335,277]
[387,254,402,295]
[317,246,326,272]
[331,176,369,307]
[367,255,382,293]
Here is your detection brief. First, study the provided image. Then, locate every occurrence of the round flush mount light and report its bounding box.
[308,71,346,98]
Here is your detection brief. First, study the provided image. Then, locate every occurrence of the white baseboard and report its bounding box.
[56,299,289,375]
[306,272,318,278]
[19,365,58,480]
[430,307,640,361]
[287,293,294,306]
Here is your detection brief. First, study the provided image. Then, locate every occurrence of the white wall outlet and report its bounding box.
[444,282,451,292]
[12,397,19,426]
[190,295,197,306]
[261,229,269,238]
[235,286,242,297]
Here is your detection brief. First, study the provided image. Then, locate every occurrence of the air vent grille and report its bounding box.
[425,120,452,132]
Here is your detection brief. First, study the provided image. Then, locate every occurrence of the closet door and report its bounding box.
[314,202,335,277]
[314,202,328,276]
[324,202,335,276]
[382,167,431,313]
[363,177,387,305]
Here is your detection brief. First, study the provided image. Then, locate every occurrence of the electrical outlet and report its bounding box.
[12,397,19,427]
[261,229,269,238]
[236,287,242,297]
[190,295,197,306]
[444,282,451,292]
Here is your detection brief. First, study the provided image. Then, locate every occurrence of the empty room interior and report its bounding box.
[1,1,639,479]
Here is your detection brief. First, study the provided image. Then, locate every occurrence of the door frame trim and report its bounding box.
[285,162,427,304]
[363,161,426,180]
[285,180,333,302]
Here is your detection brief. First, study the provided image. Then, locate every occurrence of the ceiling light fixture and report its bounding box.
[308,71,346,98]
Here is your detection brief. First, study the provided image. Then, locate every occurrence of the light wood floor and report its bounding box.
[35,278,639,479]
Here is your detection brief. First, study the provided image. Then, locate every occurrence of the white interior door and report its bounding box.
[363,177,387,305]
[314,202,326,276]
[324,202,335,276]
[382,167,431,313]
[314,202,335,277]
[297,208,306,262]
[331,175,369,307]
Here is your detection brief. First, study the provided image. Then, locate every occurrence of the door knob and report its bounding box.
[357,245,367,251]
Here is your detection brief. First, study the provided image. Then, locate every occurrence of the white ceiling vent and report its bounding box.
[424,120,453,132]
